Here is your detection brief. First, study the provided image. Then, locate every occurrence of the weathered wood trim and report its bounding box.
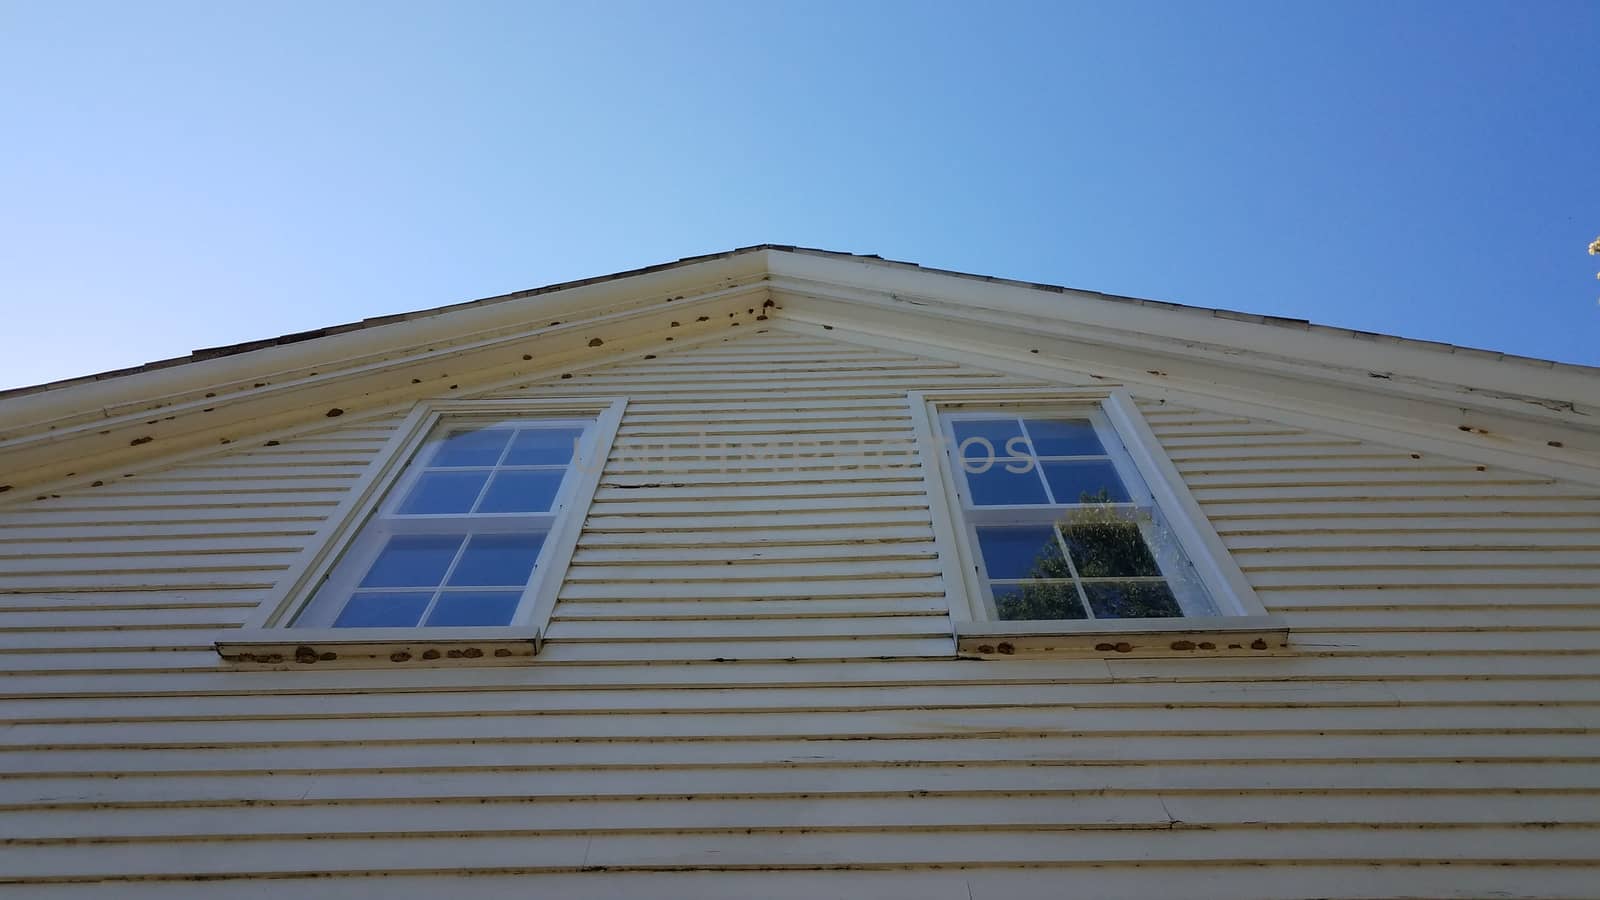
[10,246,1600,503]
[903,391,974,625]
[519,397,627,635]
[773,316,1600,488]
[0,283,766,498]
[0,253,766,430]
[762,249,1600,426]
[955,615,1289,658]
[216,626,540,667]
[1103,390,1268,616]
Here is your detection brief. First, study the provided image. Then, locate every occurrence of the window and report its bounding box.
[944,409,1214,622]
[292,419,590,629]
[223,398,625,665]
[909,389,1279,656]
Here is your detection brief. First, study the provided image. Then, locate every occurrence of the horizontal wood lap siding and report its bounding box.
[495,329,1038,661]
[1136,397,1600,618]
[0,327,1595,896]
[0,417,403,659]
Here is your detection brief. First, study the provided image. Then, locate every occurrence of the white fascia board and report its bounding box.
[0,269,770,496]
[767,314,1600,488]
[774,281,1600,431]
[762,250,1600,425]
[767,282,1600,475]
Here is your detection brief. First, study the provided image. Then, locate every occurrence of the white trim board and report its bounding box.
[0,253,769,431]
[0,281,769,499]
[0,319,748,508]
[765,317,1600,489]
[761,248,1599,414]
[6,246,1599,498]
[766,280,1600,460]
[769,286,1600,437]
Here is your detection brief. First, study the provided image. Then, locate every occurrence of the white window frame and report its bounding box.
[221,397,626,665]
[907,388,1282,656]
[941,405,1217,621]
[290,414,594,629]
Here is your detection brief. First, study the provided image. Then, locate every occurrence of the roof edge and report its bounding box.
[0,245,805,401]
[770,247,1598,379]
[5,244,1594,404]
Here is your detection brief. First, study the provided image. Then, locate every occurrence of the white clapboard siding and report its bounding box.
[1136,395,1600,680]
[0,414,398,609]
[0,326,1597,896]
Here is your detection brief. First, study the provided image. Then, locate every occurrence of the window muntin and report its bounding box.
[943,408,1216,622]
[291,418,591,629]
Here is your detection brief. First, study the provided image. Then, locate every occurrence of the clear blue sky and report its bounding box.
[2,1,1597,389]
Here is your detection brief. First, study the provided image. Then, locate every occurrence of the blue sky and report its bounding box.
[2,1,1597,389]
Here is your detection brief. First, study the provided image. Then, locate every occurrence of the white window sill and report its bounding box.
[955,615,1288,659]
[216,626,540,667]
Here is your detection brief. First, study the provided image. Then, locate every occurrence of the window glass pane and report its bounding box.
[965,465,1050,506]
[1059,522,1161,578]
[1083,581,1183,619]
[477,470,567,513]
[952,419,1029,463]
[1041,460,1131,504]
[425,590,523,627]
[334,591,433,628]
[398,470,490,515]
[976,526,1069,580]
[428,428,512,468]
[447,533,546,586]
[504,427,583,466]
[358,534,463,588]
[1024,418,1104,457]
[992,582,1087,621]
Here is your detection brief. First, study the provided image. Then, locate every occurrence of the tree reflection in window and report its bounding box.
[980,500,1183,621]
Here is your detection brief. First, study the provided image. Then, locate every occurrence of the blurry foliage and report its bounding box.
[994,581,1085,620]
[1083,581,1183,619]
[992,499,1174,620]
[1592,237,1600,301]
